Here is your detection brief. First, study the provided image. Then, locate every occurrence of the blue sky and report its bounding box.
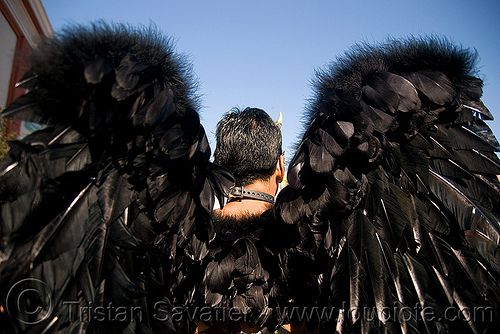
[42,0,500,161]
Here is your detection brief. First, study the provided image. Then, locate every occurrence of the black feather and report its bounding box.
[405,70,455,105]
[84,56,114,84]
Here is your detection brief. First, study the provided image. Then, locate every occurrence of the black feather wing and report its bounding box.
[0,22,233,334]
[276,37,500,333]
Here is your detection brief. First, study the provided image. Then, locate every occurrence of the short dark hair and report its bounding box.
[214,107,282,186]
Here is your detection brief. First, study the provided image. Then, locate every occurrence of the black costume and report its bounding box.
[1,23,499,334]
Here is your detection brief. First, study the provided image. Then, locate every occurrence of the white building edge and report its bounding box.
[0,0,53,141]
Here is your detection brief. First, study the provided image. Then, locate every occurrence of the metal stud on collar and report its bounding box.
[227,186,275,204]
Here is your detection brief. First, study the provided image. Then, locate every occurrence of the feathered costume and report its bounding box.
[277,38,500,333]
[0,22,499,334]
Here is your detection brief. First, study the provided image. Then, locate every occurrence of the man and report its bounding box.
[195,107,309,334]
[214,107,285,217]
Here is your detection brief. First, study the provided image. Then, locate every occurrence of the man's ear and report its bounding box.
[276,155,285,183]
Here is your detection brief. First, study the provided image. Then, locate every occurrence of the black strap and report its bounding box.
[228,186,275,204]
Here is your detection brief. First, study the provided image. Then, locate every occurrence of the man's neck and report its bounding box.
[218,180,276,217]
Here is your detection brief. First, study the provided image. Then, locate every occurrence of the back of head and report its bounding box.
[214,107,282,186]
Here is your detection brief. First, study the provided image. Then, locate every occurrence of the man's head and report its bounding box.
[214,107,283,187]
